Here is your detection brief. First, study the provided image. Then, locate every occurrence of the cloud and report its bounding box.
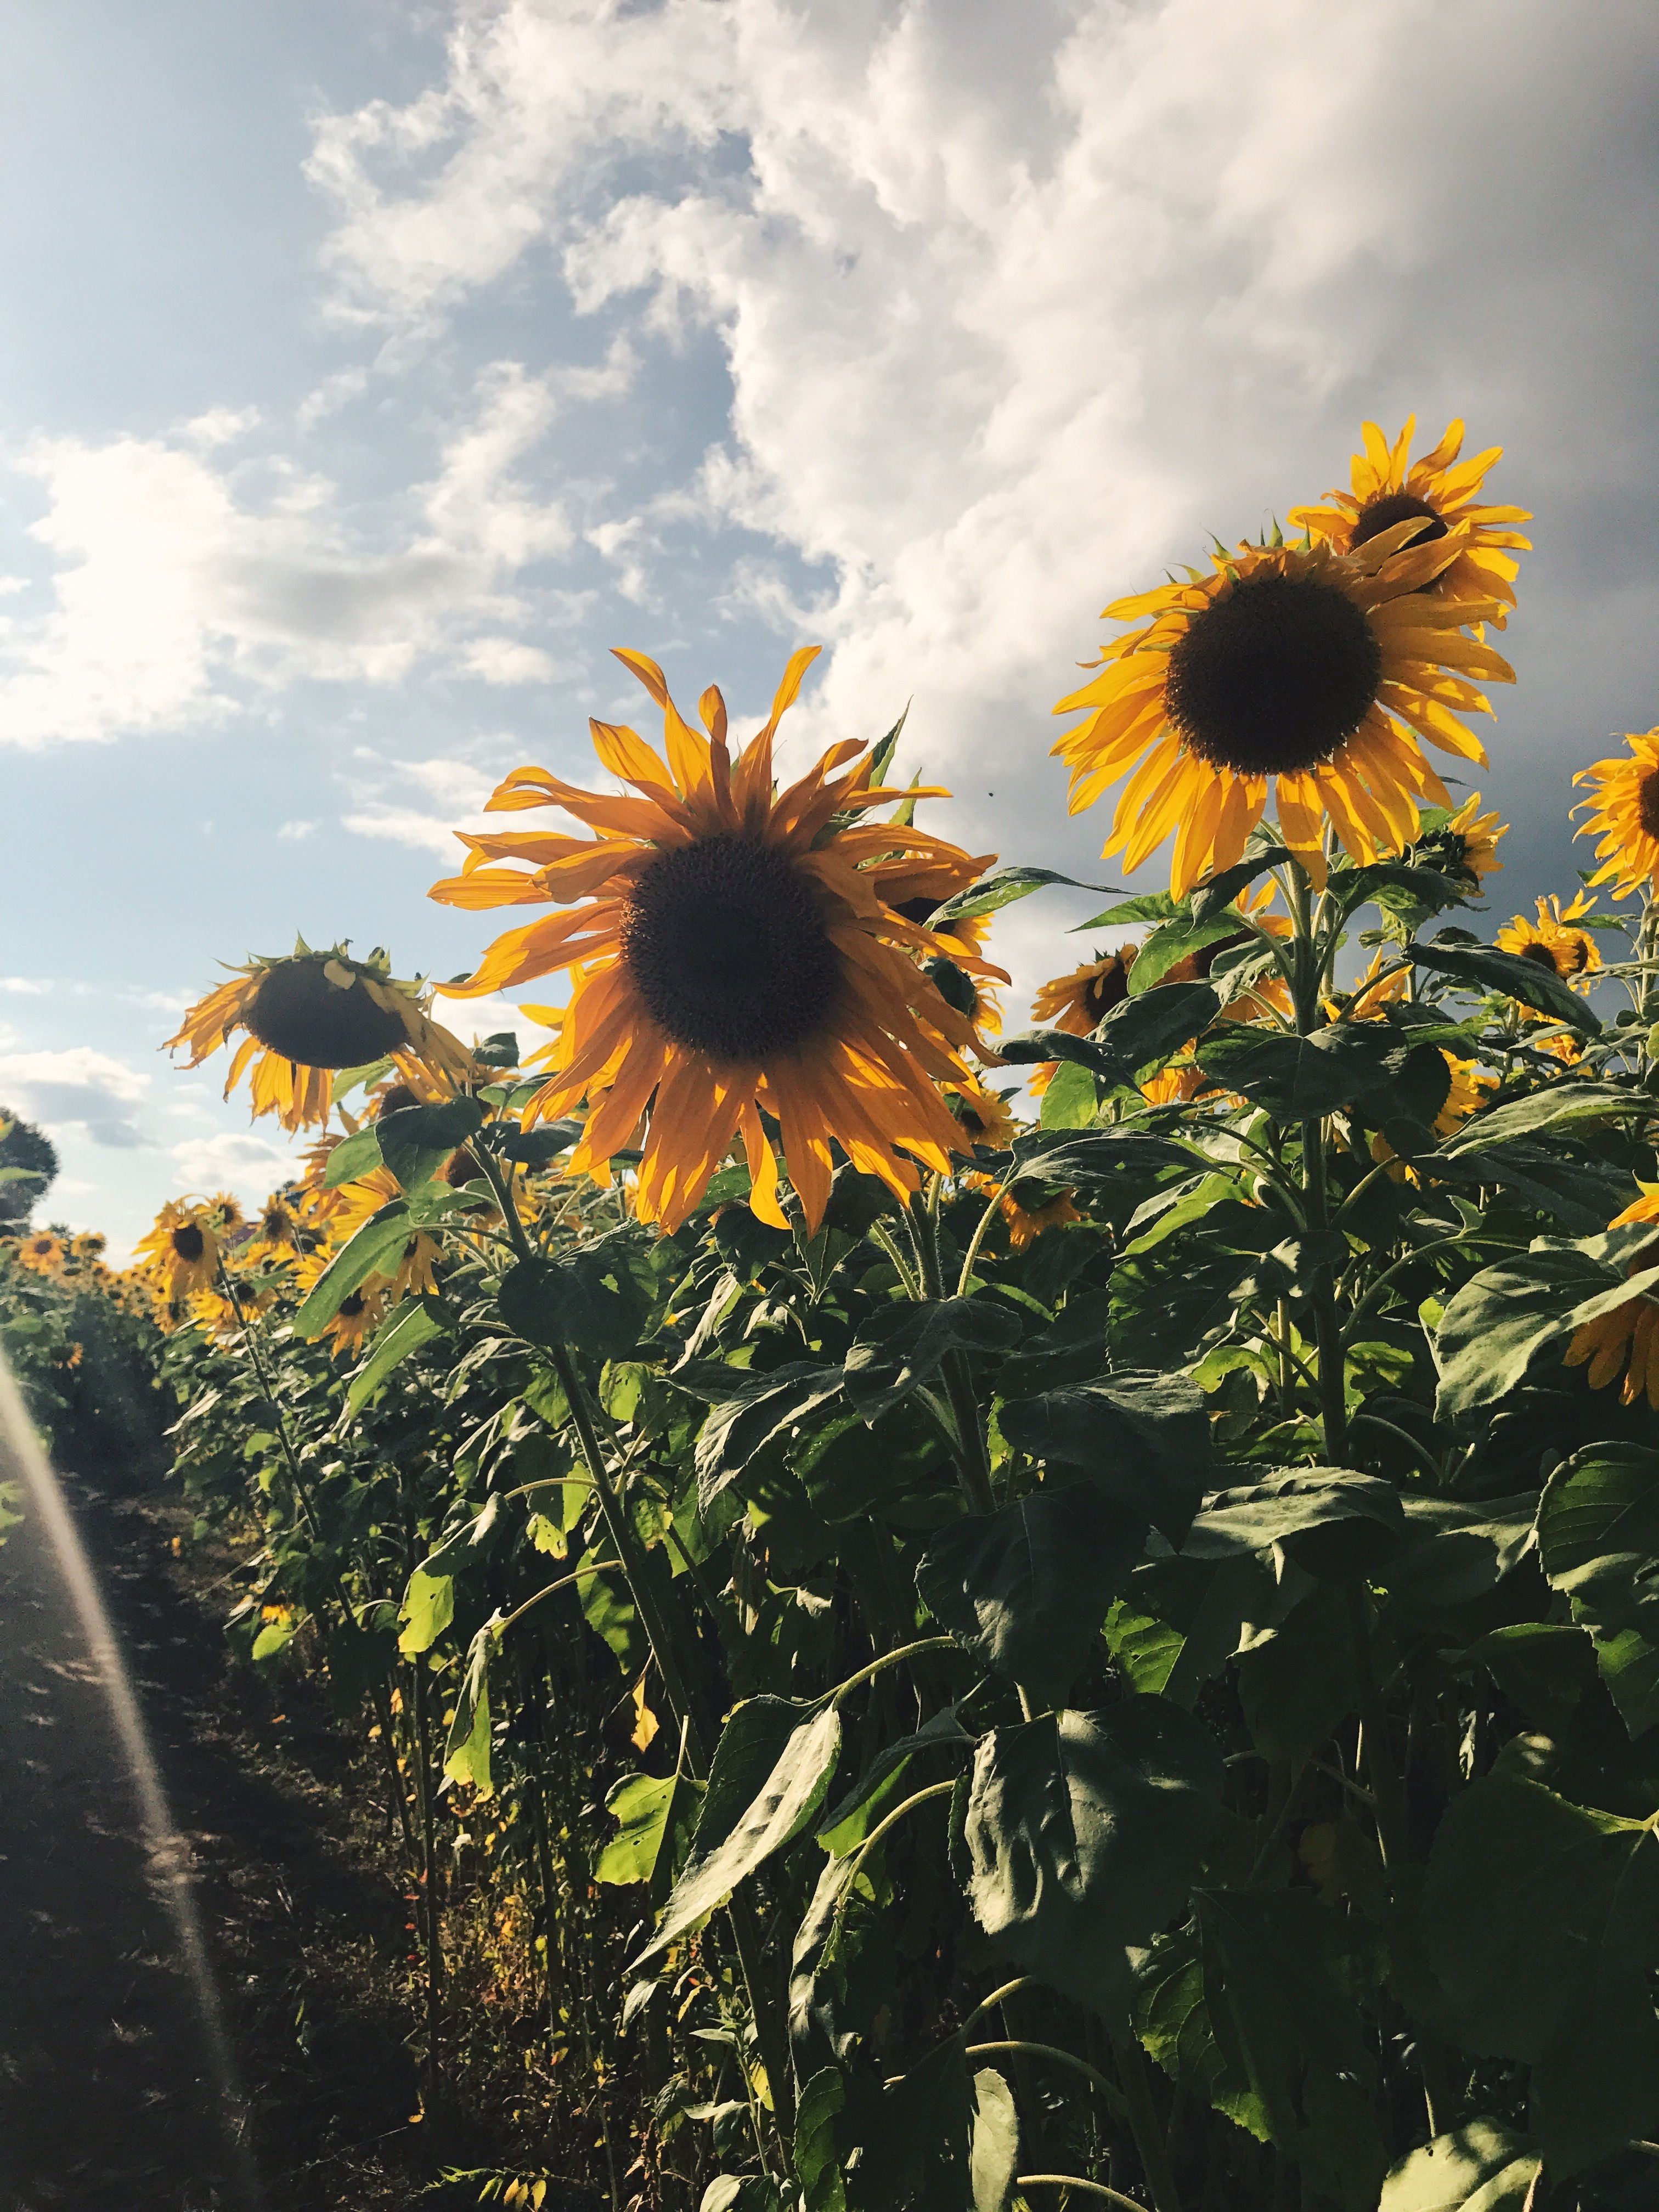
[0,361,573,746]
[170,1128,297,1192]
[0,1046,151,1148]
[304,0,1659,884]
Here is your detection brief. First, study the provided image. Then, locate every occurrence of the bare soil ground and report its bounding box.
[0,1452,481,2211]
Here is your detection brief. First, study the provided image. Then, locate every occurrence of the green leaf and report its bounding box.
[251,1615,298,1663]
[1443,1080,1652,1153]
[1327,860,1471,927]
[1189,848,1293,923]
[1432,1243,1614,1420]
[1190,1887,1387,2210]
[322,1122,383,1187]
[1378,1493,1539,1627]
[1237,1584,1361,1759]
[1128,911,1250,995]
[293,1201,411,1336]
[1463,1622,1596,1735]
[1378,2122,1541,2212]
[1196,1022,1417,1116]
[961,1698,1223,2021]
[1422,1774,1659,2172]
[933,866,1117,924]
[916,1485,1146,1705]
[693,1363,844,1509]
[342,1297,443,1419]
[1177,1468,1403,1575]
[968,2067,1019,2212]
[1037,1058,1096,1130]
[497,1233,658,1359]
[816,1707,972,1854]
[994,1289,1114,1396]
[844,1297,1022,1425]
[637,1705,843,1962]
[397,1565,454,1656]
[595,1769,707,1906]
[794,2066,847,2212]
[1009,1126,1194,1190]
[1001,983,1221,1092]
[1407,938,1602,1035]
[374,1095,484,1191]
[1072,891,1183,931]
[323,1604,397,1716]
[1537,1443,1659,1639]
[443,1626,493,1795]
[998,1373,1211,1544]
[1590,1625,1659,1736]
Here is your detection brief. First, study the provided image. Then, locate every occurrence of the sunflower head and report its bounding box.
[1287,415,1531,629]
[1495,894,1601,989]
[1053,529,1513,895]
[250,1192,303,1256]
[1410,794,1507,891]
[946,1079,1018,1151]
[1031,947,1137,1036]
[1575,729,1659,899]
[965,1172,1082,1252]
[15,1231,65,1274]
[166,940,476,1133]
[430,647,996,1234]
[134,1200,221,1299]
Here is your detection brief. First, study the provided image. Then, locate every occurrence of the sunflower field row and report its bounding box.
[58,417,1659,2210]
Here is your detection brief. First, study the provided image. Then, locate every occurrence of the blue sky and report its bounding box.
[3,0,1657,1256]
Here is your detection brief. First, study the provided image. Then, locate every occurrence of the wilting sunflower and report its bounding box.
[1565,1189,1659,1407]
[1495,894,1601,990]
[1412,794,1507,890]
[1031,945,1138,1036]
[1052,529,1513,895]
[14,1231,64,1274]
[134,1201,221,1299]
[1288,416,1531,628]
[167,940,476,1133]
[429,648,990,1233]
[1574,729,1659,899]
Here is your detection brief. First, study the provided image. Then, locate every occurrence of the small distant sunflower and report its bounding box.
[1032,946,1138,1036]
[1565,1189,1659,1407]
[249,1193,305,1258]
[1342,946,1413,1022]
[1288,416,1531,627]
[1495,894,1600,989]
[1412,794,1507,890]
[319,1283,388,1358]
[881,852,1007,1038]
[1574,729,1659,899]
[429,648,989,1233]
[15,1231,64,1274]
[328,1169,442,1299]
[134,1201,221,1299]
[1053,531,1513,895]
[946,1079,1018,1151]
[167,941,475,1133]
[1165,881,1292,1020]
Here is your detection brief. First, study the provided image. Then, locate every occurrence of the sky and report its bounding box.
[2,0,1657,1259]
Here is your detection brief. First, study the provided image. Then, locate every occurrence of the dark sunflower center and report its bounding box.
[340,1291,365,1318]
[172,1224,205,1261]
[621,836,842,1062]
[1638,771,1659,843]
[1519,940,1561,975]
[1165,570,1383,776]
[377,1082,420,1119]
[1082,959,1131,1023]
[1349,489,1448,553]
[246,961,408,1069]
[894,896,941,927]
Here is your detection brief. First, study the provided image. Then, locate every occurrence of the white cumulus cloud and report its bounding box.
[0,1046,151,1148]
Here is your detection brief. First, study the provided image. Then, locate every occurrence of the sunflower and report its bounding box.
[1052,530,1513,895]
[326,1167,442,1299]
[1140,1063,1205,1107]
[247,1192,306,1259]
[428,648,989,1234]
[1412,794,1507,890]
[167,940,476,1133]
[1288,416,1531,628]
[318,1282,388,1358]
[1565,1189,1659,1406]
[964,1171,1081,1251]
[14,1231,64,1274]
[1573,729,1659,899]
[946,1079,1018,1151]
[879,851,1007,1037]
[1495,894,1601,989]
[134,1201,221,1299]
[1031,946,1138,1036]
[1369,1052,1499,1180]
[1165,881,1292,1020]
[1342,946,1413,1021]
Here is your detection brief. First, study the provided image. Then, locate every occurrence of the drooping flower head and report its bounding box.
[1410,794,1507,891]
[167,941,476,1133]
[249,1192,305,1258]
[134,1200,220,1300]
[430,648,998,1233]
[1495,894,1601,990]
[945,1079,1018,1152]
[1288,416,1531,627]
[1565,1188,1659,1408]
[1032,946,1138,1036]
[1574,729,1659,899]
[1052,529,1514,895]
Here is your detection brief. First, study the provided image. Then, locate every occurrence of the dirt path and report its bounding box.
[0,1445,425,2210]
